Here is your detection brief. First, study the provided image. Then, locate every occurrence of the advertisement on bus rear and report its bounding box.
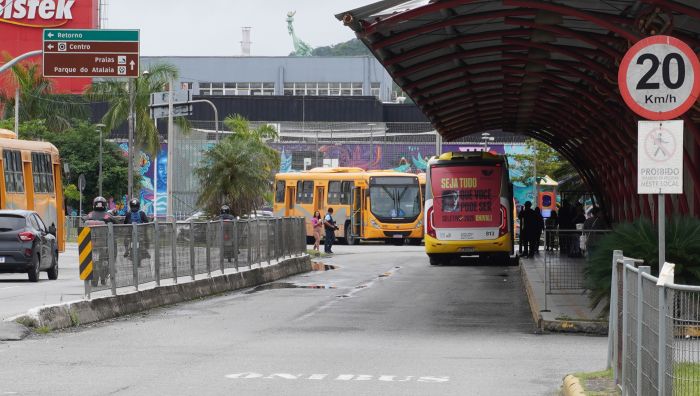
[431,165,501,229]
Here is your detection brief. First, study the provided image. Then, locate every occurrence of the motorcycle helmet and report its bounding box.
[220,204,231,215]
[129,198,140,211]
[93,196,108,211]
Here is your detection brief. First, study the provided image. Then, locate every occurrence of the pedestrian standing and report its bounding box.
[311,210,323,253]
[323,207,338,254]
[545,210,558,251]
[532,207,544,256]
[521,201,534,257]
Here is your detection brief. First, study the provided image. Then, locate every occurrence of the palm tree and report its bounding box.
[0,58,88,131]
[195,115,280,216]
[84,63,180,156]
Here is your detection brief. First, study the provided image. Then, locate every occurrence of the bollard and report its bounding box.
[171,220,178,284]
[132,223,139,291]
[107,223,117,296]
[154,220,161,287]
[189,219,195,280]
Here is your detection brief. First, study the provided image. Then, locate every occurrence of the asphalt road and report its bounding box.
[0,243,85,320]
[0,244,606,395]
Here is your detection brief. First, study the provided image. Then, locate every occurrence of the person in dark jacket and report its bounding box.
[520,201,535,257]
[531,207,544,256]
[123,199,150,260]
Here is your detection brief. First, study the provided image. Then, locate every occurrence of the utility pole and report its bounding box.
[166,79,174,221]
[96,124,105,197]
[127,78,135,200]
[14,87,19,135]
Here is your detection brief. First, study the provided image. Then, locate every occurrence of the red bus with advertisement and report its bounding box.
[0,0,98,94]
[424,152,514,265]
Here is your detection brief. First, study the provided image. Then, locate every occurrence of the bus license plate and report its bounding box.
[393,234,403,239]
[458,247,475,253]
[0,257,5,263]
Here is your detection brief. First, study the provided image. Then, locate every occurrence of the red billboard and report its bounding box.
[0,0,98,94]
[431,165,501,228]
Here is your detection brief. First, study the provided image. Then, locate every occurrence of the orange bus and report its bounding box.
[0,129,65,251]
[274,168,423,245]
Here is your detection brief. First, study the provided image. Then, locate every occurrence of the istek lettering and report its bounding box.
[1,0,73,20]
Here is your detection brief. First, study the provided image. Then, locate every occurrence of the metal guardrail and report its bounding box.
[83,217,306,297]
[608,250,700,395]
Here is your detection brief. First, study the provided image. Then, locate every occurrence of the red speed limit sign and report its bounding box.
[618,35,700,120]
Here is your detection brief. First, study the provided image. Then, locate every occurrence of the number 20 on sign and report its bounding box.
[618,35,700,121]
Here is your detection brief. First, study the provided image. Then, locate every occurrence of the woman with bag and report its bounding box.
[311,210,323,254]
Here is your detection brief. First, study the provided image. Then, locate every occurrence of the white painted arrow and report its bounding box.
[129,60,135,70]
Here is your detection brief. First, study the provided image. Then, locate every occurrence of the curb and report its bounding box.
[520,263,608,335]
[561,375,586,396]
[519,261,543,330]
[10,255,311,332]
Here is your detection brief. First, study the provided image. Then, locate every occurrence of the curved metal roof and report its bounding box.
[338,0,700,220]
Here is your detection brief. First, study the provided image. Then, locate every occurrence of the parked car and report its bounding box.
[0,210,58,282]
[176,211,211,243]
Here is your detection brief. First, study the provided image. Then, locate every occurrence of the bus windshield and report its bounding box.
[369,177,421,222]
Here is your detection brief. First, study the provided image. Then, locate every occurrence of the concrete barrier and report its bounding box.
[13,255,311,332]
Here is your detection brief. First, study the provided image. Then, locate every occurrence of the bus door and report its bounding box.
[315,186,325,212]
[285,185,296,216]
[351,186,363,238]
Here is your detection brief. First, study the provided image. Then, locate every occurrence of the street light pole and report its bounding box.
[368,123,375,170]
[14,87,19,135]
[127,78,135,200]
[96,123,105,197]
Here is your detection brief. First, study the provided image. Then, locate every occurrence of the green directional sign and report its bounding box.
[43,29,140,78]
[43,29,139,42]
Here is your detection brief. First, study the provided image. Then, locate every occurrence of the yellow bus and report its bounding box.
[0,129,66,252]
[424,152,514,265]
[274,167,423,245]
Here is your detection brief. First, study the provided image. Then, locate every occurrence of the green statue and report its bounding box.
[286,11,314,56]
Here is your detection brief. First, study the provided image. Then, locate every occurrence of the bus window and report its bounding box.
[3,150,24,193]
[31,152,54,193]
[296,181,313,204]
[315,186,325,211]
[275,181,285,203]
[369,177,420,220]
[340,181,353,204]
[328,181,341,204]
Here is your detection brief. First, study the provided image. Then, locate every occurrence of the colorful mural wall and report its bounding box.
[117,144,168,216]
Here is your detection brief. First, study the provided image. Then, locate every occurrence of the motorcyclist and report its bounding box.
[217,204,237,261]
[84,196,115,286]
[123,198,151,260]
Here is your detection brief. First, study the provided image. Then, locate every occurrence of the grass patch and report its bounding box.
[674,363,700,395]
[34,326,51,334]
[14,316,37,328]
[571,369,618,396]
[69,309,80,327]
[306,249,331,258]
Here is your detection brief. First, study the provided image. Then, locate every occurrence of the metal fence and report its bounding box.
[84,217,306,297]
[543,228,610,295]
[608,250,700,395]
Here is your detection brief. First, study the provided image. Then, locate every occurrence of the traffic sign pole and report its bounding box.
[620,35,699,269]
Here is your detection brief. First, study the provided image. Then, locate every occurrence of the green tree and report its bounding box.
[511,139,570,185]
[0,59,88,131]
[195,115,280,216]
[311,38,371,56]
[84,63,180,156]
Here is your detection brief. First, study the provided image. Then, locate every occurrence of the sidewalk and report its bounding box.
[519,249,608,334]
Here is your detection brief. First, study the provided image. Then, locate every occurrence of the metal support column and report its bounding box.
[108,223,116,296]
[189,219,195,280]
[154,220,161,287]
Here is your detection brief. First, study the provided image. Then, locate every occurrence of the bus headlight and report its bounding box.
[370,219,382,229]
[416,220,423,229]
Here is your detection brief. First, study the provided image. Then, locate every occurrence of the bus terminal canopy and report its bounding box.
[337,0,700,222]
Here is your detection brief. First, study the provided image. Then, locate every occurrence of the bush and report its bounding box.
[585,217,700,316]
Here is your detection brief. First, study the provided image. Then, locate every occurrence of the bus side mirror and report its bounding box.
[48,223,57,237]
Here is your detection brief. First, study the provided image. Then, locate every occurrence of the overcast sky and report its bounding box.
[107,0,368,56]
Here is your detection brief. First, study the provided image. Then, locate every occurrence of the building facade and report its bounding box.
[142,56,396,102]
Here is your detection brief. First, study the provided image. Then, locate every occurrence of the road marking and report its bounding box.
[224,372,449,383]
[0,286,20,291]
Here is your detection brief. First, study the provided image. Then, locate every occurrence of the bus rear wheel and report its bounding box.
[344,224,359,245]
[428,254,443,266]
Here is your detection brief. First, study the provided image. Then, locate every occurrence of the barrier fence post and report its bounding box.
[246,221,252,268]
[219,220,225,273]
[107,223,116,296]
[608,250,623,374]
[189,219,195,281]
[132,223,139,291]
[171,220,178,284]
[637,265,650,394]
[233,220,239,271]
[658,284,667,396]
[621,258,631,392]
[257,218,262,267]
[154,220,161,287]
[267,219,272,265]
[205,222,212,277]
